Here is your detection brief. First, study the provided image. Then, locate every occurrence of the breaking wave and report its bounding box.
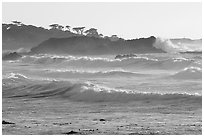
[2,79,201,103]
[18,54,199,70]
[44,69,147,78]
[3,73,28,80]
[153,37,202,53]
[171,67,202,79]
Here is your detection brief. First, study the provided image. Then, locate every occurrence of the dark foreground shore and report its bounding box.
[2,96,202,135]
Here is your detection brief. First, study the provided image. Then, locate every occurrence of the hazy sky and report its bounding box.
[2,2,202,39]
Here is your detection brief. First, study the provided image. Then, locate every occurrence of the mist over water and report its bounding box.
[2,37,202,135]
[153,37,202,53]
[2,50,202,102]
[2,2,202,134]
[2,35,202,102]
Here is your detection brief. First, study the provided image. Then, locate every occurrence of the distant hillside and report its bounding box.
[3,22,201,55]
[171,38,202,44]
[30,36,164,55]
[2,23,77,50]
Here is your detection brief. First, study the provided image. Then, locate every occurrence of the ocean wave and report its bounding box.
[2,80,201,103]
[2,73,30,87]
[171,67,202,79]
[153,37,202,53]
[19,54,159,64]
[153,38,183,53]
[20,54,68,64]
[44,69,146,77]
[18,54,199,70]
[3,73,28,79]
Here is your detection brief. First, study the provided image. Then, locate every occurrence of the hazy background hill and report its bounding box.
[2,23,77,50]
[30,36,164,55]
[2,22,201,55]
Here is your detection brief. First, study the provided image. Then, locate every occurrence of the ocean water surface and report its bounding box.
[2,52,202,134]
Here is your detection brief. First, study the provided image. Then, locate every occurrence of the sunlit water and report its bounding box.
[2,53,202,102]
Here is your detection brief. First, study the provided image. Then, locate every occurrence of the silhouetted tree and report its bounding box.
[49,24,59,29]
[57,25,64,31]
[79,27,85,35]
[72,28,80,34]
[99,34,104,38]
[66,25,71,31]
[110,35,119,41]
[73,27,85,35]
[49,24,64,31]
[84,28,99,37]
[112,35,118,37]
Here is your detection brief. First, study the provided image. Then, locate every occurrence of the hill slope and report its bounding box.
[30,36,164,55]
[2,23,77,50]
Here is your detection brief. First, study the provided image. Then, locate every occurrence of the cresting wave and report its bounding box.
[153,37,202,53]
[44,69,146,77]
[153,38,181,53]
[171,67,202,79]
[2,77,201,102]
[15,54,200,70]
[20,54,158,63]
[3,72,28,79]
